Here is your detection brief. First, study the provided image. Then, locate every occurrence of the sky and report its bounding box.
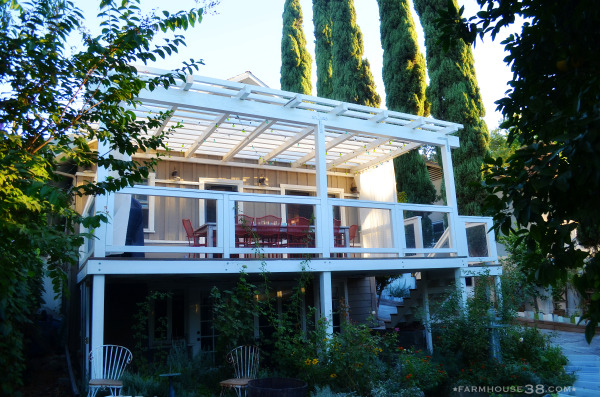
[77,0,517,129]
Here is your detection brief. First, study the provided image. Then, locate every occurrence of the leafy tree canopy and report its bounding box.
[437,0,600,341]
[280,0,312,95]
[0,0,202,392]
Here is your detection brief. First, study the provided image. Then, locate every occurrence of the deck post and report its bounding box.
[91,275,105,374]
[422,273,433,353]
[495,275,503,311]
[454,268,468,308]
[319,271,334,335]
[440,141,461,255]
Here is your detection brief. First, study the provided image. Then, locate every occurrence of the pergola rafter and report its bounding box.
[132,67,463,171]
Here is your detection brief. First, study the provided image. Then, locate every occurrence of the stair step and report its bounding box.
[566,365,600,373]
[566,355,600,363]
[575,381,600,390]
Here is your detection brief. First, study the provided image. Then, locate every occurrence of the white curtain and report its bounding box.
[356,160,396,257]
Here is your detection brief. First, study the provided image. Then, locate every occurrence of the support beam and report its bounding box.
[91,275,105,354]
[292,131,357,168]
[370,110,388,123]
[352,142,420,173]
[185,113,229,158]
[495,275,503,312]
[454,268,468,308]
[152,106,178,137]
[422,273,433,353]
[319,271,334,335]
[314,121,331,256]
[222,119,273,162]
[327,137,390,170]
[261,126,313,164]
[284,94,304,108]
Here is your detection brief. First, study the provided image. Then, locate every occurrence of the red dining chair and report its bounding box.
[256,215,282,256]
[235,214,255,248]
[182,218,204,258]
[348,224,358,247]
[286,216,312,248]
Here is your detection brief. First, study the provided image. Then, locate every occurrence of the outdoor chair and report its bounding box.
[286,216,312,257]
[220,345,260,397]
[88,344,132,397]
[256,215,282,257]
[235,214,255,248]
[182,218,205,258]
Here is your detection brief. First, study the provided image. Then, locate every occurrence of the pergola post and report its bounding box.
[314,120,331,257]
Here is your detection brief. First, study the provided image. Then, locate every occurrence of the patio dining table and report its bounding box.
[194,222,350,250]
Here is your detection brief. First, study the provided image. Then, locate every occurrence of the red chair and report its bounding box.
[333,219,345,247]
[286,216,312,248]
[348,224,358,247]
[256,215,282,256]
[235,214,255,247]
[182,218,204,258]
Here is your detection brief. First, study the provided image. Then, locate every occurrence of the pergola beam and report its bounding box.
[327,137,390,170]
[222,119,273,162]
[351,142,421,173]
[184,113,229,158]
[152,106,178,137]
[260,126,314,164]
[292,131,358,168]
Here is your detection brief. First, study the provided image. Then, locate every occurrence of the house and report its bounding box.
[74,67,500,377]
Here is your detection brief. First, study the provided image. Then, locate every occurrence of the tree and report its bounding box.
[413,0,490,216]
[437,0,600,341]
[488,128,518,167]
[312,0,333,98]
[280,0,312,95]
[0,0,202,392]
[329,0,380,107]
[377,0,436,207]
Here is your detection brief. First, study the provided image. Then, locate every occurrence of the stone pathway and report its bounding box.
[542,329,600,397]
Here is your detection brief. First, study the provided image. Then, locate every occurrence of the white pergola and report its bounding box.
[131,67,462,173]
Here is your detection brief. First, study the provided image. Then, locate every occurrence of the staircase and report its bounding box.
[558,354,600,397]
[379,270,456,330]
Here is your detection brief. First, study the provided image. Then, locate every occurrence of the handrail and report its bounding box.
[91,185,494,260]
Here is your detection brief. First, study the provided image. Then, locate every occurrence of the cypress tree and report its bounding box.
[312,0,333,98]
[281,0,312,95]
[413,0,490,215]
[379,0,436,246]
[329,0,380,107]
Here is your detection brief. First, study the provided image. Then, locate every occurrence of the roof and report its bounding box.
[227,71,270,88]
[130,67,463,174]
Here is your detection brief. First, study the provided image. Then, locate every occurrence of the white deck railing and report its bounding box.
[80,185,497,263]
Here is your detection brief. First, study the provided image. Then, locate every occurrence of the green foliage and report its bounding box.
[211,266,261,354]
[329,0,380,107]
[0,0,202,392]
[499,233,557,313]
[488,128,518,167]
[281,0,312,95]
[413,0,490,216]
[131,291,172,374]
[312,0,333,98]
[377,0,429,117]
[431,275,575,392]
[439,0,600,341]
[122,347,224,397]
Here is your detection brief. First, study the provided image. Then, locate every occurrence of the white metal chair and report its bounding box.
[88,344,133,397]
[219,345,260,397]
